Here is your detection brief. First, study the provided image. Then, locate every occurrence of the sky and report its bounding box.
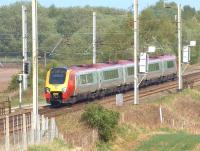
[0,0,199,10]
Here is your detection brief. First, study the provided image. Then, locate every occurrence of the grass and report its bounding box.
[96,141,112,151]
[96,124,142,151]
[183,89,200,101]
[27,138,72,151]
[9,87,46,107]
[6,63,47,107]
[56,110,85,133]
[116,124,139,141]
[134,132,200,151]
[9,87,197,151]
[95,88,200,151]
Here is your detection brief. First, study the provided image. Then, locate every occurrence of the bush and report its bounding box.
[82,104,120,142]
[8,74,19,91]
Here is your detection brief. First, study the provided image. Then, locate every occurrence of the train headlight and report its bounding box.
[45,87,50,93]
[62,87,67,93]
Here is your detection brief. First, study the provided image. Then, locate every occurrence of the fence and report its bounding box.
[119,105,200,135]
[0,113,58,151]
[0,97,11,115]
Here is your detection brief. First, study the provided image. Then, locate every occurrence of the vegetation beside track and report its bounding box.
[82,104,120,142]
[5,62,55,107]
[54,88,200,151]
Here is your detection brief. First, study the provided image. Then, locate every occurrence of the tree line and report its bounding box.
[0,0,199,65]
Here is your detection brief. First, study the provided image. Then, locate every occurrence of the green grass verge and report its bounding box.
[10,87,46,107]
[134,132,200,151]
[96,124,140,151]
[27,138,72,151]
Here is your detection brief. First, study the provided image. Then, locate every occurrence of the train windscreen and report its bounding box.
[49,68,67,84]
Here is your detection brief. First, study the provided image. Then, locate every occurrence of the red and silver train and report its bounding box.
[44,55,177,106]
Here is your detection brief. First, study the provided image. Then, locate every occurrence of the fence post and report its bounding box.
[45,117,49,140]
[8,96,11,114]
[50,117,55,141]
[31,112,34,144]
[23,114,27,150]
[13,116,16,145]
[17,115,19,145]
[5,116,10,151]
[37,114,41,143]
[41,115,45,136]
[159,105,163,124]
[45,117,49,131]
[27,113,31,146]
[172,119,175,128]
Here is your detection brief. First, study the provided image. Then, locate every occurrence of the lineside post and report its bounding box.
[93,12,96,64]
[32,0,39,131]
[178,4,183,91]
[134,0,139,104]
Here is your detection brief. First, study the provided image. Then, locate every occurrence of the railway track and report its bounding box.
[39,71,200,118]
[0,71,200,135]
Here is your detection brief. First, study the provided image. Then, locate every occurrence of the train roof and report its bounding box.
[70,62,122,72]
[149,55,176,60]
[68,55,176,72]
[149,55,176,63]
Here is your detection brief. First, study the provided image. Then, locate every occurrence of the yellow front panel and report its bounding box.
[45,69,71,92]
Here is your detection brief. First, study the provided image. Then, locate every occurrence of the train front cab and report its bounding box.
[44,67,75,106]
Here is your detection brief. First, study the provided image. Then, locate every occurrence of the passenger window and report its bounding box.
[103,69,119,80]
[127,67,134,76]
[149,63,159,72]
[167,61,174,68]
[80,73,94,85]
[80,74,87,84]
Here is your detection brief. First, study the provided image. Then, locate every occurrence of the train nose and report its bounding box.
[50,92,62,107]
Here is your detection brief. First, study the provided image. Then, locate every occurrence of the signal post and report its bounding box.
[22,5,28,90]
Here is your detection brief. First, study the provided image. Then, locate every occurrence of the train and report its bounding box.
[44,55,177,106]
